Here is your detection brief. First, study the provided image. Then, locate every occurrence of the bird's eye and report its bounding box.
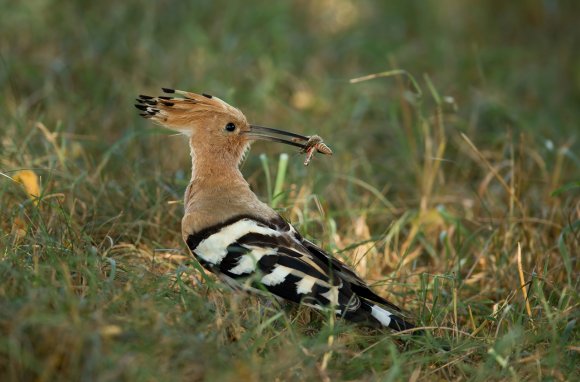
[225,122,236,132]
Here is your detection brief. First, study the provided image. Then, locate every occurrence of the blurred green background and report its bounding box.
[3,0,579,152]
[1,1,579,380]
[3,0,578,213]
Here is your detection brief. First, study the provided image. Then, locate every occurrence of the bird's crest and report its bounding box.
[135,88,247,135]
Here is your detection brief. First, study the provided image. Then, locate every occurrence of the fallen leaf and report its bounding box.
[13,170,40,205]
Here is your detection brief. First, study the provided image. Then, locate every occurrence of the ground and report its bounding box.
[1,1,579,381]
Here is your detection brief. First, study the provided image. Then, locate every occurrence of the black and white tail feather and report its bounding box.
[186,214,417,332]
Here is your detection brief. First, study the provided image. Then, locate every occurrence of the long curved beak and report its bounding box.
[245,125,311,150]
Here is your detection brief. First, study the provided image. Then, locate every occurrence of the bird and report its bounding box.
[135,88,417,332]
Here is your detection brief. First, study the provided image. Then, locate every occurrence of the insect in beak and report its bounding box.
[245,125,333,165]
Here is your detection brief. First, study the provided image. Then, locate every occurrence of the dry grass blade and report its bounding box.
[516,243,534,323]
[460,133,525,213]
[349,69,423,98]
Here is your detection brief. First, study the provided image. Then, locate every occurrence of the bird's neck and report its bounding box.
[181,138,277,238]
[185,140,249,202]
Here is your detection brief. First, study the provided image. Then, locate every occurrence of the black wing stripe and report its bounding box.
[276,246,337,273]
[350,285,403,312]
[302,239,360,279]
[237,232,293,248]
[274,255,333,284]
[237,231,343,285]
[218,244,250,277]
[257,252,278,273]
[260,272,346,311]
[186,214,280,251]
[261,273,303,304]
[301,238,403,313]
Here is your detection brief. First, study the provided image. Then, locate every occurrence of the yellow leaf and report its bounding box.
[13,170,40,205]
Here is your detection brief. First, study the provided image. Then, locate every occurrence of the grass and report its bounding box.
[1,1,579,380]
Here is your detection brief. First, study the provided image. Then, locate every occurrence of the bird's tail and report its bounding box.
[361,299,418,332]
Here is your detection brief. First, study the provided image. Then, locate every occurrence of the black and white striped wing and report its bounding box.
[186,215,415,331]
[300,238,405,314]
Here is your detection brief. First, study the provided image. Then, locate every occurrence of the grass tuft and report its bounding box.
[1,1,579,380]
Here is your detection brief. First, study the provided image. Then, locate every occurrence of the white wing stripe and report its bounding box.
[195,219,279,265]
[321,286,340,306]
[228,246,277,275]
[296,275,317,294]
[261,265,292,286]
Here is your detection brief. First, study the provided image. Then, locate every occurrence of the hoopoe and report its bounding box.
[135,88,416,332]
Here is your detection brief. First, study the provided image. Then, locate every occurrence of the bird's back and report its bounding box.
[185,213,416,332]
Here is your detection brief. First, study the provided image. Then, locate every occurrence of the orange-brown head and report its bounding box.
[136,89,254,168]
[136,88,314,169]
